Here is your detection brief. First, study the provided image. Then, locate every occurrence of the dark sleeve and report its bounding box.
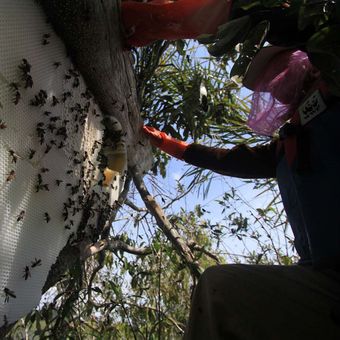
[183,141,278,179]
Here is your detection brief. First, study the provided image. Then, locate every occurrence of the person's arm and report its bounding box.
[143,126,278,179]
[183,142,277,179]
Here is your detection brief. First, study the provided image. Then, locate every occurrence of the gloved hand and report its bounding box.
[142,126,188,160]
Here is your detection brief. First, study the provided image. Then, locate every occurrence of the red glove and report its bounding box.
[142,126,188,160]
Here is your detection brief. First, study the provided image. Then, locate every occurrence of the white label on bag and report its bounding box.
[299,90,327,126]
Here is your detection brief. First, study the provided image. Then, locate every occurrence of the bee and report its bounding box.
[13,90,21,105]
[64,225,71,230]
[31,90,47,107]
[36,129,45,144]
[0,119,7,129]
[17,210,25,222]
[9,149,18,163]
[138,141,145,146]
[81,89,92,100]
[51,96,59,106]
[35,175,49,192]
[42,33,50,45]
[37,173,43,185]
[44,212,50,223]
[42,184,49,191]
[71,185,80,195]
[19,58,31,74]
[58,141,65,149]
[62,209,69,221]
[31,258,42,268]
[53,61,61,68]
[56,180,63,186]
[24,74,33,89]
[28,149,36,159]
[91,141,101,154]
[62,91,72,102]
[18,59,33,88]
[66,170,73,175]
[47,123,56,132]
[6,170,15,182]
[72,77,80,88]
[23,265,31,280]
[44,111,52,116]
[44,144,52,154]
[68,69,79,77]
[50,116,60,122]
[9,82,19,91]
[56,126,67,138]
[41,167,49,173]
[3,287,16,303]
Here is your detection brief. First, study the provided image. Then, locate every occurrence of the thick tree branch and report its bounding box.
[131,167,201,280]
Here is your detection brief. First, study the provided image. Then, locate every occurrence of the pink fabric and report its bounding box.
[247,50,320,136]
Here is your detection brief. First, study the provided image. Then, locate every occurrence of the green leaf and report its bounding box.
[230,20,270,78]
[197,33,217,45]
[260,0,286,7]
[175,40,186,56]
[208,16,252,57]
[307,24,340,96]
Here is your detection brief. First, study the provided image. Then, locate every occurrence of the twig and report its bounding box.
[125,199,148,212]
[87,252,105,303]
[124,302,185,334]
[187,240,220,264]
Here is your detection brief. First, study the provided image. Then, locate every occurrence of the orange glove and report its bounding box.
[142,126,188,160]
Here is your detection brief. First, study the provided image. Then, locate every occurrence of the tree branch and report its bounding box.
[81,238,152,260]
[124,199,148,212]
[187,240,220,264]
[131,167,201,280]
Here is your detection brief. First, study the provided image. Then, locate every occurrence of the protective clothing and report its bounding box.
[142,126,188,160]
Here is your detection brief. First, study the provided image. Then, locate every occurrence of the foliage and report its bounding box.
[200,0,340,95]
[7,39,295,339]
